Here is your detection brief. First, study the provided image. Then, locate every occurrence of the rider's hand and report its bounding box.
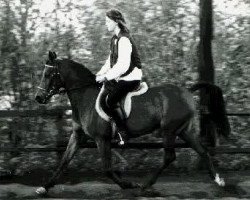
[96,75,106,83]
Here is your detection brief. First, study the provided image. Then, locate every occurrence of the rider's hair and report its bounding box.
[106,9,129,33]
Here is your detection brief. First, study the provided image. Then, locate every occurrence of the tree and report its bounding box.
[0,0,19,103]
[198,0,216,146]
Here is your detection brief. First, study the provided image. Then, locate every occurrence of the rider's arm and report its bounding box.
[105,37,132,81]
[96,54,111,76]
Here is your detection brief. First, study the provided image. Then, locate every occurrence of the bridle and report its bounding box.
[36,63,65,102]
[36,60,99,104]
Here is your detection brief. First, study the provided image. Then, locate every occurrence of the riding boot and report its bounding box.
[109,107,128,145]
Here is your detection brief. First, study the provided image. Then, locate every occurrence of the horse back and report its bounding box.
[126,84,195,135]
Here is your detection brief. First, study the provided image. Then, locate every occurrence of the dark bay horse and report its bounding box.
[35,51,230,194]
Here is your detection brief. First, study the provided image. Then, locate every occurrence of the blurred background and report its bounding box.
[0,0,249,176]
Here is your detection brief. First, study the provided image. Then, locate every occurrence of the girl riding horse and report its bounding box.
[35,50,230,194]
[96,9,143,144]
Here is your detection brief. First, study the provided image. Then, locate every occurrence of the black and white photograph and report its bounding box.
[0,0,249,199]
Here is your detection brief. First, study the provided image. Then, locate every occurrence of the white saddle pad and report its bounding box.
[95,82,148,122]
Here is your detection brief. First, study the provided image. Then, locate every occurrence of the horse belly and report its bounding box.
[126,95,162,134]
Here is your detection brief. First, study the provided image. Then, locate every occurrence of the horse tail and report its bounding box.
[189,82,230,138]
[189,82,217,93]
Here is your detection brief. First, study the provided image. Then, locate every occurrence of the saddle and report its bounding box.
[95,82,148,122]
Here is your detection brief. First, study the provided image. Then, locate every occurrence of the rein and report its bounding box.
[66,83,100,93]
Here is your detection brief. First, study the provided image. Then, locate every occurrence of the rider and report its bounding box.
[96,9,143,143]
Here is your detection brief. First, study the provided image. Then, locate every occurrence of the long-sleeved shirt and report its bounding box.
[97,36,142,81]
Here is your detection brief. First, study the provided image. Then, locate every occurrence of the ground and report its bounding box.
[0,170,250,199]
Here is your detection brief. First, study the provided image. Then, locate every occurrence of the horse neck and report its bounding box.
[58,59,97,92]
[66,86,99,117]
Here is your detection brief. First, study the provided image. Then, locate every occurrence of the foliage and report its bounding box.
[0,0,249,109]
[0,0,249,173]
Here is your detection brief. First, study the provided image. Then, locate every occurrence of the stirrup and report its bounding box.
[109,117,126,146]
[117,132,125,146]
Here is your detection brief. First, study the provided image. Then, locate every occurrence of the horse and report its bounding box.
[35,51,230,194]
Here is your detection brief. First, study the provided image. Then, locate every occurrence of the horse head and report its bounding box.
[35,51,65,104]
[35,51,98,104]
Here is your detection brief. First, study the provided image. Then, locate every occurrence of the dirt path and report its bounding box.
[0,171,250,199]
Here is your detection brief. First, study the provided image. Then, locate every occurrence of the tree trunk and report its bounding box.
[198,0,216,147]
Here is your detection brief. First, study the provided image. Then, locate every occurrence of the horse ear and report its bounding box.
[53,52,57,59]
[49,51,56,61]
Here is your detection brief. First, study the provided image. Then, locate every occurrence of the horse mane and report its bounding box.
[58,58,100,89]
[65,59,96,79]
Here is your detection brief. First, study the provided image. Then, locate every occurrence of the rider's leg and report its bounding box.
[106,80,140,136]
[100,87,110,115]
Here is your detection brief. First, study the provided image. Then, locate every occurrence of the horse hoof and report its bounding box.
[121,182,141,189]
[36,187,47,195]
[218,178,225,187]
[140,184,149,190]
[131,182,141,189]
[214,173,225,187]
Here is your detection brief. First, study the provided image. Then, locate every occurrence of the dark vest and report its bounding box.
[110,32,142,77]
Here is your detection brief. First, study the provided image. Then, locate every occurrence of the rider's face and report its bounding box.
[105,16,117,32]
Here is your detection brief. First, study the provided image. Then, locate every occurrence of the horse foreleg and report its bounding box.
[96,138,139,189]
[142,148,176,189]
[112,149,128,171]
[36,132,79,194]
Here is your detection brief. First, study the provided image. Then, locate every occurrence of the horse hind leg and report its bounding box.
[141,120,192,189]
[179,120,225,187]
[142,137,176,189]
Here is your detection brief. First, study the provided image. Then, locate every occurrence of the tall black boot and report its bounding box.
[109,107,128,145]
